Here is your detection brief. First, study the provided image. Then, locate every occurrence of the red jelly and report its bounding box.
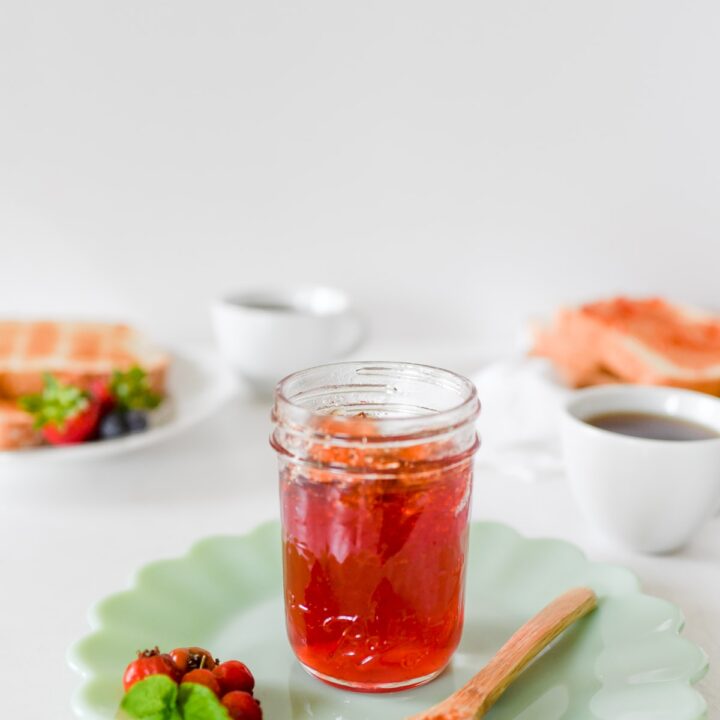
[271,362,480,692]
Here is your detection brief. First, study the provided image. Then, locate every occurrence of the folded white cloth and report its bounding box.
[472,358,571,482]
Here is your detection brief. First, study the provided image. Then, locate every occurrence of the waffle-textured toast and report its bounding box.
[0,321,168,397]
[0,321,169,450]
[532,297,720,395]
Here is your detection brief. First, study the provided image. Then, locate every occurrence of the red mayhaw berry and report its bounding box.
[122,648,178,691]
[169,647,191,675]
[169,646,218,674]
[181,668,221,696]
[213,660,255,695]
[187,646,217,670]
[222,691,262,720]
[160,652,182,681]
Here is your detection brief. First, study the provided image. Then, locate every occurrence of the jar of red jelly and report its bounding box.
[271,362,480,692]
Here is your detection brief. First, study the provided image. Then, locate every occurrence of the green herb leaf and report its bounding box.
[110,366,162,411]
[177,683,230,720]
[18,373,90,430]
[119,675,182,720]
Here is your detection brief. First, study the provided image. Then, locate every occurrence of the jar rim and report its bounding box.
[273,361,480,441]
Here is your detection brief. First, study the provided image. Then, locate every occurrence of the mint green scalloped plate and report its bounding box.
[68,522,709,719]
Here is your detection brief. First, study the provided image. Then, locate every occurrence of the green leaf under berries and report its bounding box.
[119,675,182,720]
[110,366,162,411]
[177,683,230,720]
[117,677,230,720]
[18,373,90,430]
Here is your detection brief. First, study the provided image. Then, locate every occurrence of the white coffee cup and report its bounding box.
[211,286,364,395]
[561,385,720,554]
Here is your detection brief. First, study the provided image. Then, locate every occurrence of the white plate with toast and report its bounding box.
[0,334,237,465]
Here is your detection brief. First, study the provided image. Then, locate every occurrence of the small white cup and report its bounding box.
[561,385,720,553]
[211,286,364,395]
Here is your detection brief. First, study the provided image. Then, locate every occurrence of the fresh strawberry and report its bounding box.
[42,399,101,445]
[90,378,115,412]
[110,366,162,411]
[19,374,101,445]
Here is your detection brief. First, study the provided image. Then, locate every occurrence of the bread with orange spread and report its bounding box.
[532,297,720,395]
[0,321,169,450]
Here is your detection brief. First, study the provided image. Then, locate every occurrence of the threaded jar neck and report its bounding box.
[271,362,480,476]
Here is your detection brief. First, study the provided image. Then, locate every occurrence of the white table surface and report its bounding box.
[1,350,718,719]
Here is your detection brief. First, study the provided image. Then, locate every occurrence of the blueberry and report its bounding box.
[98,410,129,440]
[125,410,148,433]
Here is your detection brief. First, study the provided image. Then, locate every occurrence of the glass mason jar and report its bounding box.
[270,362,480,692]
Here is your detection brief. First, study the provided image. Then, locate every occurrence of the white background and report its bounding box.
[2,1,720,349]
[1,2,720,719]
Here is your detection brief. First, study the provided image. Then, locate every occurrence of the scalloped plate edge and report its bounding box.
[67,520,710,719]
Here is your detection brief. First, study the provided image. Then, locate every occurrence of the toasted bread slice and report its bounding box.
[533,297,720,395]
[0,321,169,399]
[0,400,42,450]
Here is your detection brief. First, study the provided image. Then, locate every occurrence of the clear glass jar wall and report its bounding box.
[271,362,480,692]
